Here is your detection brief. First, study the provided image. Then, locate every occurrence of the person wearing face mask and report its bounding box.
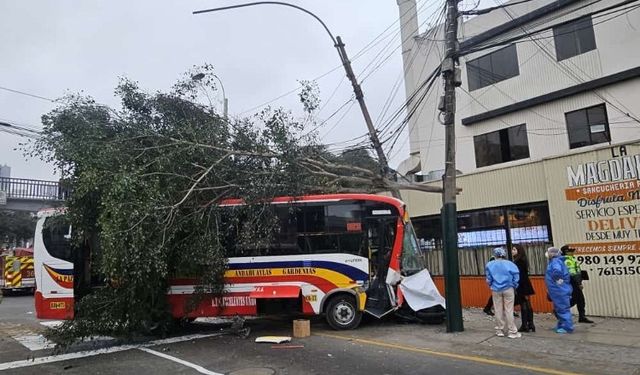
[561,245,594,324]
[485,247,521,338]
[545,247,574,334]
[512,244,535,332]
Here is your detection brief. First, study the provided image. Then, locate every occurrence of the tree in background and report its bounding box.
[0,210,36,249]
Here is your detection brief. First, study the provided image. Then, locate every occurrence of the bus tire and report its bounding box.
[325,294,362,330]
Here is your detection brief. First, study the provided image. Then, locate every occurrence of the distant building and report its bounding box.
[0,164,10,179]
[396,0,640,318]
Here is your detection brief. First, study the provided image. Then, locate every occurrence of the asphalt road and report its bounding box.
[0,295,550,375]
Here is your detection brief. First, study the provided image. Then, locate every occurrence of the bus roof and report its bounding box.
[219,193,405,211]
[36,207,66,219]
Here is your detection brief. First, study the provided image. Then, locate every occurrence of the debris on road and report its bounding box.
[270,345,304,349]
[255,336,291,344]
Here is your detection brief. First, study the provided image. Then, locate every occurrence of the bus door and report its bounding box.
[364,217,396,318]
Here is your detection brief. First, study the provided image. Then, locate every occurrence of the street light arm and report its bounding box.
[211,75,226,102]
[193,1,403,198]
[193,2,338,45]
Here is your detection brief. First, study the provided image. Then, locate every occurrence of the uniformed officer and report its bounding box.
[561,245,594,324]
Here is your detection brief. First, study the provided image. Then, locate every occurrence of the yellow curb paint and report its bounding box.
[316,333,582,375]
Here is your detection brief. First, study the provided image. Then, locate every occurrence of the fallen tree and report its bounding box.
[29,66,438,346]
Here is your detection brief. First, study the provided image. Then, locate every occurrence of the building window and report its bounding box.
[411,202,553,276]
[565,104,610,149]
[474,124,530,168]
[466,44,519,91]
[553,16,596,61]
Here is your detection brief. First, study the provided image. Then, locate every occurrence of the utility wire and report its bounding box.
[496,2,640,124]
[461,0,538,15]
[461,0,638,55]
[0,86,57,103]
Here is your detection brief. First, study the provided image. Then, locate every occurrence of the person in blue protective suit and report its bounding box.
[545,247,574,334]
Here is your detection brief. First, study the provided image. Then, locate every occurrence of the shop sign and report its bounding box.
[563,146,640,278]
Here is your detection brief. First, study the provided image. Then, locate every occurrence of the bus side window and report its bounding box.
[42,217,73,263]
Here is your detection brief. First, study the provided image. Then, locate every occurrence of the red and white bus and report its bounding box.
[34,194,444,329]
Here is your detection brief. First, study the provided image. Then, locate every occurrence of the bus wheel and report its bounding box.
[325,294,362,330]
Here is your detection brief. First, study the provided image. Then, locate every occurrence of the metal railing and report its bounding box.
[0,177,67,201]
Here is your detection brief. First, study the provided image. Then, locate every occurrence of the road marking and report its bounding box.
[0,332,223,370]
[316,333,582,375]
[11,334,55,351]
[39,320,64,328]
[138,347,223,375]
[0,322,55,351]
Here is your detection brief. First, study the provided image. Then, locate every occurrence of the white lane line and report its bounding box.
[138,347,223,375]
[0,332,223,370]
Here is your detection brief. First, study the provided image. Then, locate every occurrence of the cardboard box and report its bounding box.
[292,319,310,338]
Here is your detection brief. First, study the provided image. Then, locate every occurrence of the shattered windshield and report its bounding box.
[401,222,425,275]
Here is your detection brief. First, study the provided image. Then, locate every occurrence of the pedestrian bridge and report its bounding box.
[0,177,67,212]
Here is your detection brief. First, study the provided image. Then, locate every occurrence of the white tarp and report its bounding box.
[399,269,446,310]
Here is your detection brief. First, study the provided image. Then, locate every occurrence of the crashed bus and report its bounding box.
[34,194,445,329]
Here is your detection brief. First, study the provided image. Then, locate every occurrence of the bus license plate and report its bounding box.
[50,302,66,310]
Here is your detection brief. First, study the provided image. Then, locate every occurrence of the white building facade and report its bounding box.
[395,0,640,318]
[398,0,640,177]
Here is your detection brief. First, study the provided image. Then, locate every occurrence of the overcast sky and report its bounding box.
[0,0,443,180]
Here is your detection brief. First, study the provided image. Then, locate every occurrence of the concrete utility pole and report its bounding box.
[193,2,401,199]
[334,37,400,199]
[441,0,464,332]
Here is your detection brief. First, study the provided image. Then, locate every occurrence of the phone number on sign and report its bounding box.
[577,255,640,277]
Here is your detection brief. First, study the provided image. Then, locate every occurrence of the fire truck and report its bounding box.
[0,248,36,293]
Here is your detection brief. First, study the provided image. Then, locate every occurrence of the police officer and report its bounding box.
[561,245,594,324]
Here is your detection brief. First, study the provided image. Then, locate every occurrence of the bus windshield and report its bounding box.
[401,222,425,275]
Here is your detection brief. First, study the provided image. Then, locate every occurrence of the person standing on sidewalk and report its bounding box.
[485,247,521,338]
[512,244,535,332]
[561,245,594,324]
[483,255,496,316]
[545,247,574,334]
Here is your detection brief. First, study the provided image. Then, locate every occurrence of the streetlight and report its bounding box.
[191,72,228,120]
[193,1,400,198]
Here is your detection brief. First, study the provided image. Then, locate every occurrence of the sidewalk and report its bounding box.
[324,308,640,375]
[461,308,640,374]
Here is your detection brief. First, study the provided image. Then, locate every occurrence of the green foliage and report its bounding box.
[0,210,36,247]
[31,66,348,347]
[297,80,320,114]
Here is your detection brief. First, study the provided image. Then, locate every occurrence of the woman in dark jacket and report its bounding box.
[512,244,535,332]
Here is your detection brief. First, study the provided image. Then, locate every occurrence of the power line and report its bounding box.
[357,0,444,83]
[460,0,638,55]
[237,0,437,115]
[374,4,448,132]
[320,101,357,141]
[496,1,640,124]
[0,85,57,103]
[461,0,538,16]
